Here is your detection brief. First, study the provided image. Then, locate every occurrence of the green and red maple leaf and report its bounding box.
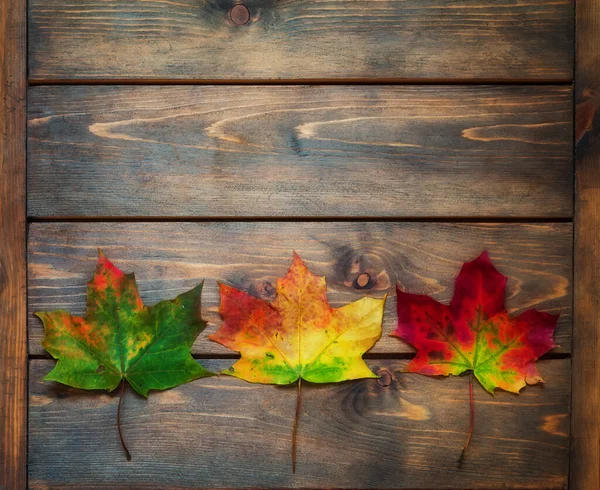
[392,251,558,394]
[392,251,558,460]
[36,251,212,458]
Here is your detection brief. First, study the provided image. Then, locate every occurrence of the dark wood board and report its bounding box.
[27,85,573,218]
[27,0,574,82]
[28,222,573,357]
[571,0,600,487]
[0,0,27,484]
[28,358,570,489]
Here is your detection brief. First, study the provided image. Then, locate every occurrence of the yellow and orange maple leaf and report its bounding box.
[211,252,385,384]
[211,252,386,472]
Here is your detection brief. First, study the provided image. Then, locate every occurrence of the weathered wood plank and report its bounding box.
[27,85,573,218]
[27,0,574,81]
[0,0,27,484]
[571,0,600,487]
[28,222,573,356]
[28,358,570,489]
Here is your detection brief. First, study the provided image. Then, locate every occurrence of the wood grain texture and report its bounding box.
[571,0,600,487]
[28,222,572,357]
[28,358,570,489]
[27,85,574,218]
[27,0,574,82]
[0,0,27,485]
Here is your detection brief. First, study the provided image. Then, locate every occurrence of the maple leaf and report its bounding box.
[392,251,558,461]
[210,252,385,471]
[35,251,213,459]
[211,252,385,384]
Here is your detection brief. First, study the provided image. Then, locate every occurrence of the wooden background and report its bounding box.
[1,0,598,488]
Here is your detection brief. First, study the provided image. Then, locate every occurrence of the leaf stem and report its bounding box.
[292,377,302,473]
[117,379,132,461]
[458,373,474,465]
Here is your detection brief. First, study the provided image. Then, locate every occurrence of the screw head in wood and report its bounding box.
[230,4,250,25]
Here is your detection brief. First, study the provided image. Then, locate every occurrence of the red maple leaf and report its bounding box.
[392,251,558,461]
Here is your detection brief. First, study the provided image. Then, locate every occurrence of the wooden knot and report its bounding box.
[355,273,371,289]
[250,280,275,300]
[229,4,250,25]
[377,369,392,387]
[338,252,392,292]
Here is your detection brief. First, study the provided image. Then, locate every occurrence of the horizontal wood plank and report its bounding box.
[28,358,570,489]
[27,0,574,81]
[28,222,573,356]
[27,85,574,218]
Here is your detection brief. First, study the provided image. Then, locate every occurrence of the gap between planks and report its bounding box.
[27,78,575,86]
[28,352,572,361]
[27,217,575,223]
